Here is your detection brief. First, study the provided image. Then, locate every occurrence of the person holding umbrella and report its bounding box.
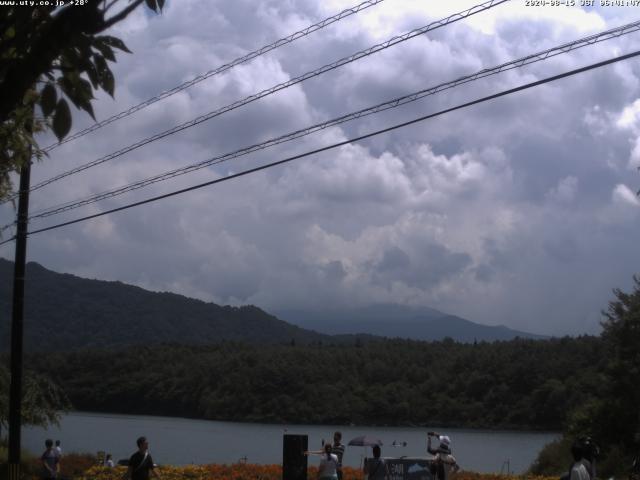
[363,445,389,480]
[427,432,459,480]
[348,435,384,476]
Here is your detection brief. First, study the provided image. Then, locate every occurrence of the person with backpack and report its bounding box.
[127,436,160,480]
[363,445,388,480]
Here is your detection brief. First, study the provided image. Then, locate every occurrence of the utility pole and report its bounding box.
[8,154,32,480]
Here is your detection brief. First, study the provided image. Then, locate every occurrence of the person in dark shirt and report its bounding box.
[40,438,60,479]
[332,431,346,480]
[363,445,388,480]
[127,436,160,480]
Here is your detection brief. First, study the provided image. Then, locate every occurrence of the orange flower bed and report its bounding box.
[70,463,557,480]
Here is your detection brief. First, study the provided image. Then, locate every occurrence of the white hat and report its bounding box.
[439,436,451,450]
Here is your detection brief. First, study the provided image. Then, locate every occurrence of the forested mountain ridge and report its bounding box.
[276,305,547,341]
[0,259,330,351]
[23,335,603,430]
[0,259,542,352]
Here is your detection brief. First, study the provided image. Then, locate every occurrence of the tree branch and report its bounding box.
[102,0,146,30]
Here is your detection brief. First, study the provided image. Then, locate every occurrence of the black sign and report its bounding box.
[367,457,434,480]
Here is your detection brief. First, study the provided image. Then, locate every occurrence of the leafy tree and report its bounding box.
[23,336,605,430]
[0,363,70,435]
[0,0,164,200]
[535,275,640,477]
[600,275,640,446]
[579,277,640,469]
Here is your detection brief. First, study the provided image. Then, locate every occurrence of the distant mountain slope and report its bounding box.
[0,259,329,351]
[275,304,547,342]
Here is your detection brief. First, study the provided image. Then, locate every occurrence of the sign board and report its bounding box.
[366,457,435,480]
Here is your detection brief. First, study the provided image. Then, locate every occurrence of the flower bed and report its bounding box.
[71,464,557,480]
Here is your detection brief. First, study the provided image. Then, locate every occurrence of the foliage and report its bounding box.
[564,276,640,476]
[0,0,164,200]
[55,452,99,479]
[65,463,559,480]
[22,335,604,431]
[0,438,37,479]
[531,275,640,478]
[527,437,571,476]
[0,363,70,430]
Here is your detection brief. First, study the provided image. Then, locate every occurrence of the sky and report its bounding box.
[2,0,640,336]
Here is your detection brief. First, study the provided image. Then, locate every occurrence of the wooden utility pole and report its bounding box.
[8,156,32,480]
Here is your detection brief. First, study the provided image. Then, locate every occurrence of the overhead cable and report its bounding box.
[7,0,508,203]
[24,18,640,221]
[41,0,386,153]
[0,48,635,245]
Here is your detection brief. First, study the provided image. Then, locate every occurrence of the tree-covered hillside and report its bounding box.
[0,259,329,351]
[22,336,603,430]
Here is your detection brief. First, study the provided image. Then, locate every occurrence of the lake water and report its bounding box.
[22,412,558,474]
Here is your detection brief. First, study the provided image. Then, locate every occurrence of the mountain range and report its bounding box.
[0,258,545,351]
[276,304,546,342]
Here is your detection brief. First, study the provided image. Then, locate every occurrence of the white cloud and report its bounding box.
[546,176,578,203]
[3,0,640,336]
[612,183,640,207]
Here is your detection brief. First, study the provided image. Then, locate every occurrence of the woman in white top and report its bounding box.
[318,443,339,480]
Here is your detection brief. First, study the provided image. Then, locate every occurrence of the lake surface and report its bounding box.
[22,412,558,474]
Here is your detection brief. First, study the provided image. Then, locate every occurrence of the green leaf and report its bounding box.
[93,54,108,75]
[80,100,96,120]
[52,99,71,141]
[92,54,115,97]
[85,61,99,89]
[40,83,57,117]
[93,41,115,62]
[97,35,131,54]
[145,0,157,11]
[100,68,115,98]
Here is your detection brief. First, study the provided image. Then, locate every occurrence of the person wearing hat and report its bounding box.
[427,432,459,480]
[568,437,599,480]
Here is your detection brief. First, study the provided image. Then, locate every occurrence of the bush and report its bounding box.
[528,437,572,476]
[0,438,39,480]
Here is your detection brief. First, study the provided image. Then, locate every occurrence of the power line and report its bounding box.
[5,0,507,203]
[23,18,640,221]
[40,0,386,153]
[1,48,635,245]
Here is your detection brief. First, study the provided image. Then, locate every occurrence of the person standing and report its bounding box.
[127,436,160,480]
[317,443,339,480]
[54,440,62,458]
[363,445,388,480]
[41,439,60,480]
[331,431,346,480]
[568,437,599,480]
[427,432,459,480]
[569,440,590,480]
[105,453,115,468]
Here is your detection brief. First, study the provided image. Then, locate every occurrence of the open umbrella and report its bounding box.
[348,435,383,447]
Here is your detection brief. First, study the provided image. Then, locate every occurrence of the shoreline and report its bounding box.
[64,410,561,434]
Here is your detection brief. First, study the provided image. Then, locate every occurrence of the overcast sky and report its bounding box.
[2,0,640,336]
